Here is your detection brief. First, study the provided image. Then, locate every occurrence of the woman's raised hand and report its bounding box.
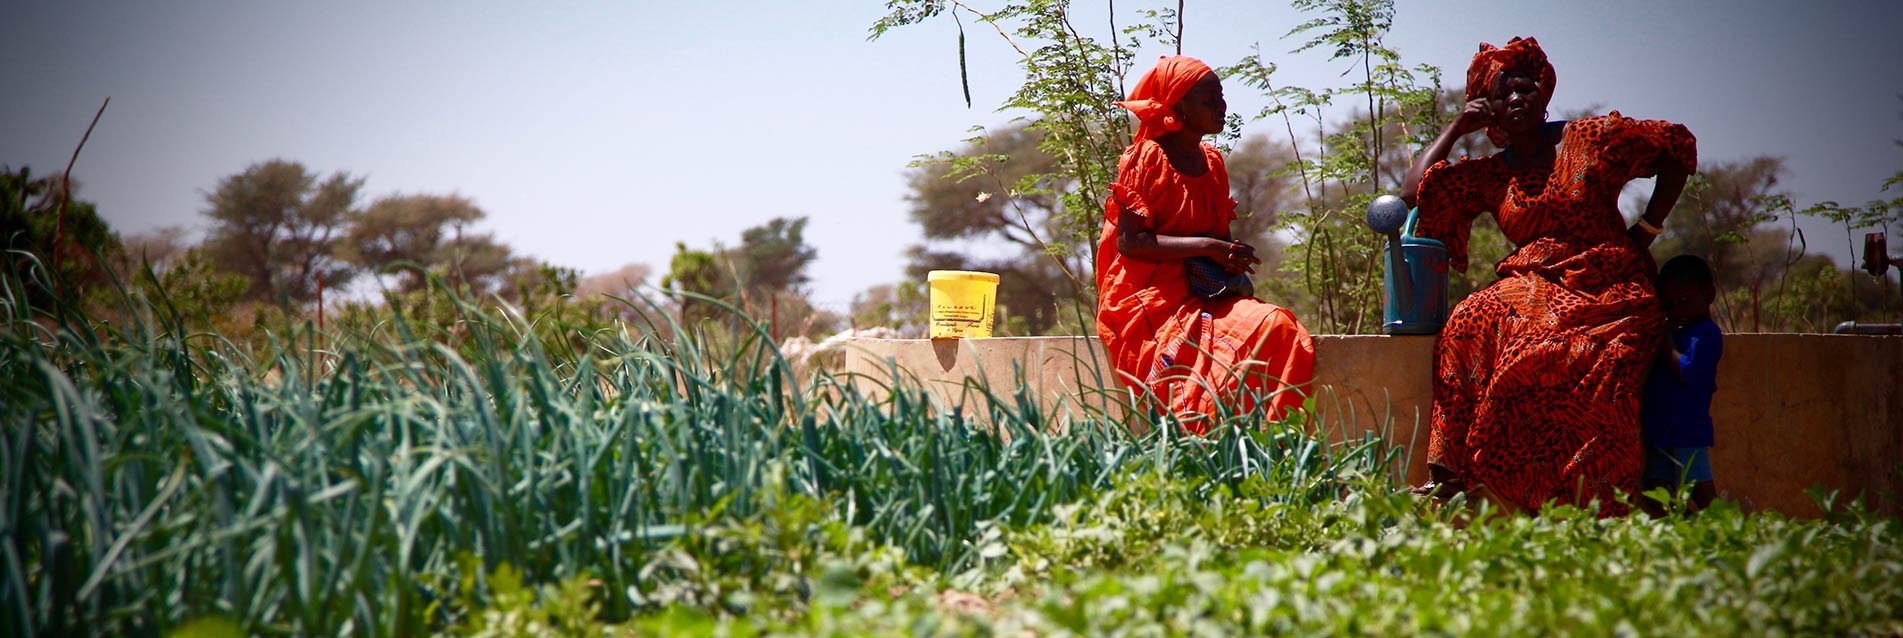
[1452,99,1494,137]
[1404,99,1496,207]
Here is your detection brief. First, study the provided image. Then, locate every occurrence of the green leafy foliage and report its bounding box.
[1,165,123,311]
[5,226,1900,637]
[9,252,1901,637]
[457,474,1903,637]
[661,240,730,324]
[0,253,1389,637]
[733,217,819,299]
[133,248,250,331]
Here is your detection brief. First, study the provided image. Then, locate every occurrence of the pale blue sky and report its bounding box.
[4,1,1899,308]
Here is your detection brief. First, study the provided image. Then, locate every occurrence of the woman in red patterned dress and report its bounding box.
[1398,37,1697,514]
[1096,56,1316,433]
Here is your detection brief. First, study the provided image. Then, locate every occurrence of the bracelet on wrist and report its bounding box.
[1634,218,1663,236]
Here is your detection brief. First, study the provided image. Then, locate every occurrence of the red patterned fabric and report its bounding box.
[1096,139,1315,432]
[1415,112,1697,514]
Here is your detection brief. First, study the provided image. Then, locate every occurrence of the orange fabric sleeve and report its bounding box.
[1568,113,1698,188]
[1109,141,1166,224]
[1414,156,1504,273]
[1211,148,1239,228]
[1623,116,1698,179]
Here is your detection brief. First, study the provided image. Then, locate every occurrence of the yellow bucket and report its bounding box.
[927,270,999,339]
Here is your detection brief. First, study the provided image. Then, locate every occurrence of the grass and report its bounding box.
[3,260,1899,637]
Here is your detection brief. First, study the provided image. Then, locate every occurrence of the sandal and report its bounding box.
[1409,479,1466,499]
[1409,463,1466,499]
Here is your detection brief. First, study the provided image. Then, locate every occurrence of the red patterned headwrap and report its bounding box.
[1465,37,1556,146]
[1117,55,1214,142]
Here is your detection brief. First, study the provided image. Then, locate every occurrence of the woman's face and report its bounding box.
[1488,71,1546,141]
[1175,72,1228,137]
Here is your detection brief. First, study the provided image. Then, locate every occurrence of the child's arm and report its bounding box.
[1675,324,1723,387]
[1658,329,1687,383]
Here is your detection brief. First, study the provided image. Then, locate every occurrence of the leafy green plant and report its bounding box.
[0,253,1388,637]
[451,476,1903,637]
[8,251,1898,637]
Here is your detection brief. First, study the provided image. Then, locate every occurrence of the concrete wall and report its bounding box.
[841,334,1903,518]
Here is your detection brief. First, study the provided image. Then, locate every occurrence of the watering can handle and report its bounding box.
[1387,209,1416,312]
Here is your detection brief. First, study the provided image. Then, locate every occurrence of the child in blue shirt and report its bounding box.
[1639,254,1722,515]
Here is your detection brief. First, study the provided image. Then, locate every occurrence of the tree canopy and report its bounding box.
[201,159,361,304]
[348,193,514,295]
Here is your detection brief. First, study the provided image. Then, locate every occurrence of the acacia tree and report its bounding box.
[347,193,514,295]
[733,217,836,337]
[906,125,1062,257]
[733,216,819,298]
[663,217,838,337]
[1225,134,1300,252]
[901,123,1081,333]
[201,159,360,304]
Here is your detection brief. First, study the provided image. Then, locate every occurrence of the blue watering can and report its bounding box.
[1365,195,1449,335]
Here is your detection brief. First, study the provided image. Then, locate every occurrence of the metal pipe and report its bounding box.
[1832,321,1903,335]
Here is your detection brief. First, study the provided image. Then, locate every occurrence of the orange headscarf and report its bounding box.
[1117,55,1214,142]
[1465,37,1556,146]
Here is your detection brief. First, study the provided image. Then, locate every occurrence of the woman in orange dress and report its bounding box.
[1399,37,1697,514]
[1096,56,1316,433]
